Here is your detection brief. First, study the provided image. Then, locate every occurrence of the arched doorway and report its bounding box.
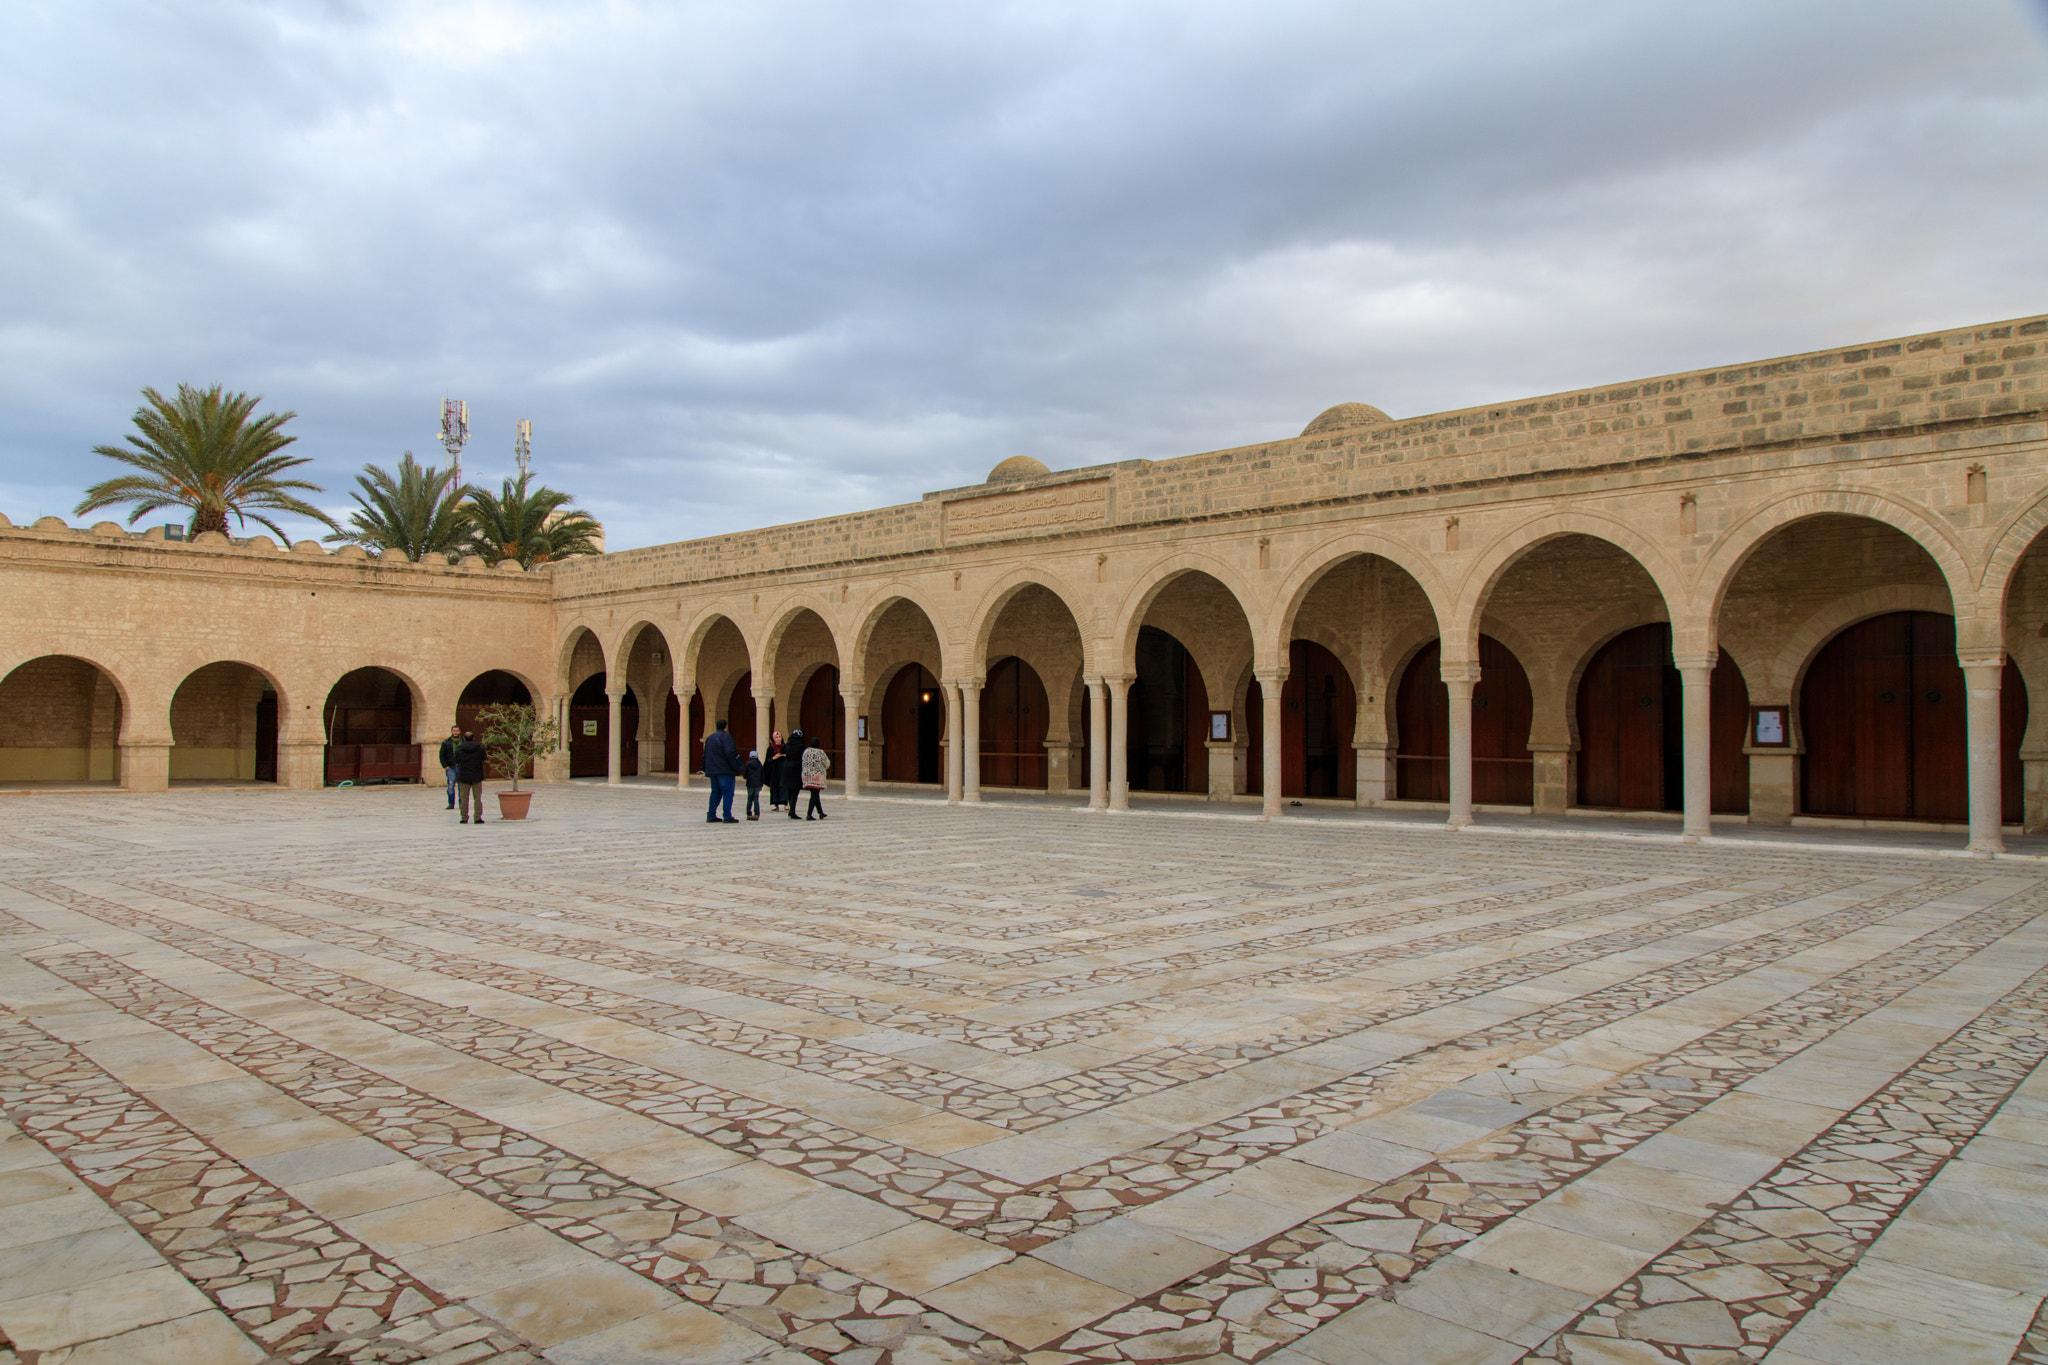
[323,668,418,784]
[881,664,943,783]
[457,671,534,780]
[981,656,1049,788]
[0,656,123,785]
[1574,627,1751,813]
[1247,640,1357,799]
[170,662,278,783]
[1395,636,1533,804]
[569,674,638,778]
[1800,611,2025,822]
[799,666,843,776]
[724,672,758,759]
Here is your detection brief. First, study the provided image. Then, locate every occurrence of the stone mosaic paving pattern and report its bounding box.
[1,786,2046,1363]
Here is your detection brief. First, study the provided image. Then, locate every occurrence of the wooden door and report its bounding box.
[882,665,940,782]
[1396,636,1532,804]
[1577,624,1674,811]
[800,666,842,776]
[254,692,278,782]
[665,693,680,773]
[1284,640,1356,799]
[1710,651,1751,813]
[727,673,756,759]
[981,657,1049,788]
[1798,611,2014,822]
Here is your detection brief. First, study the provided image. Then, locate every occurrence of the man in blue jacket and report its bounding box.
[702,718,741,824]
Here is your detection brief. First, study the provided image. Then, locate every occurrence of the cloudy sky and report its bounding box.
[5,1,2047,551]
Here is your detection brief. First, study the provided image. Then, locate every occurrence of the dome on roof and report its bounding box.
[987,455,1051,483]
[1301,402,1393,437]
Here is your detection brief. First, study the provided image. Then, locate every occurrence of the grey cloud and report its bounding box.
[2,0,2045,548]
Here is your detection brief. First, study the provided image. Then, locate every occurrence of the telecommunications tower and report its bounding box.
[515,418,532,481]
[439,399,469,487]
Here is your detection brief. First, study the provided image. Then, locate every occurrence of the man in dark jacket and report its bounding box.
[438,725,461,809]
[453,731,488,824]
[702,718,740,824]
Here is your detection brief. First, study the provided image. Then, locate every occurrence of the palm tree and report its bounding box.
[327,451,473,562]
[76,384,336,540]
[464,471,603,568]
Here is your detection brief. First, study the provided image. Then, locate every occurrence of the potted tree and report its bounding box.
[477,702,560,820]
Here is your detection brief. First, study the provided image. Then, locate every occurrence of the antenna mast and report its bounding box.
[515,418,532,481]
[439,399,469,487]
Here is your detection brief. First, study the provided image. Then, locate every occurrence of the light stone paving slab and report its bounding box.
[1,784,2046,1363]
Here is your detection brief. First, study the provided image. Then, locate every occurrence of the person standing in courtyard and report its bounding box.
[742,749,764,820]
[453,730,487,824]
[782,730,805,818]
[438,725,461,809]
[702,717,740,824]
[764,731,786,811]
[801,736,829,820]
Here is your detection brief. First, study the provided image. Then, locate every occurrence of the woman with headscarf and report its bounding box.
[781,730,806,818]
[763,731,787,811]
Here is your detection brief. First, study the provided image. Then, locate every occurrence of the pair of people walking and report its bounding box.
[704,719,828,823]
[444,729,488,823]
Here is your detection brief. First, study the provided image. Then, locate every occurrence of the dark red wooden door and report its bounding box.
[1395,635,1532,804]
[1577,624,1677,811]
[1281,640,1356,799]
[1710,651,1751,814]
[726,672,756,759]
[1802,611,2025,822]
[664,692,680,773]
[981,657,1049,788]
[882,665,940,782]
[800,666,843,776]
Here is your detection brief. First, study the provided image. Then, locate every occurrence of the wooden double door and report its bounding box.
[1575,625,1750,813]
[1800,611,2024,822]
[1395,635,1533,804]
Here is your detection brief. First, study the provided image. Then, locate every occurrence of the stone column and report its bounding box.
[1257,669,1285,820]
[121,737,172,792]
[962,680,982,803]
[945,681,963,804]
[841,686,863,799]
[1675,652,1716,840]
[1442,660,1479,829]
[1108,676,1131,812]
[538,693,569,782]
[1964,657,2006,856]
[1087,677,1108,811]
[673,687,695,789]
[605,688,625,784]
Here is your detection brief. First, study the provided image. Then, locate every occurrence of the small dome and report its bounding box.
[987,455,1051,483]
[1301,402,1393,437]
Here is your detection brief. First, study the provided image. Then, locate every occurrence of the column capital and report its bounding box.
[1958,650,2008,672]
[1253,668,1289,684]
[1671,652,1720,674]
[604,686,627,698]
[1093,672,1134,688]
[1438,662,1481,685]
[839,684,866,701]
[751,687,776,700]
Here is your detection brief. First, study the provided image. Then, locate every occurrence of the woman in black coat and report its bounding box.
[763,731,786,810]
[781,731,806,818]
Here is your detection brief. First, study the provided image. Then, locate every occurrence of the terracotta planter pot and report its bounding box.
[496,790,534,820]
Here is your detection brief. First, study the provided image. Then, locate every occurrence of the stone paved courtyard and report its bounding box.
[2,786,2047,1365]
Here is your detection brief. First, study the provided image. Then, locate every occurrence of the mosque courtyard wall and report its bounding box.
[4,311,2047,852]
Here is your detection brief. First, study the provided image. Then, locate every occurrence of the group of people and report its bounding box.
[701,722,830,824]
[438,725,489,823]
